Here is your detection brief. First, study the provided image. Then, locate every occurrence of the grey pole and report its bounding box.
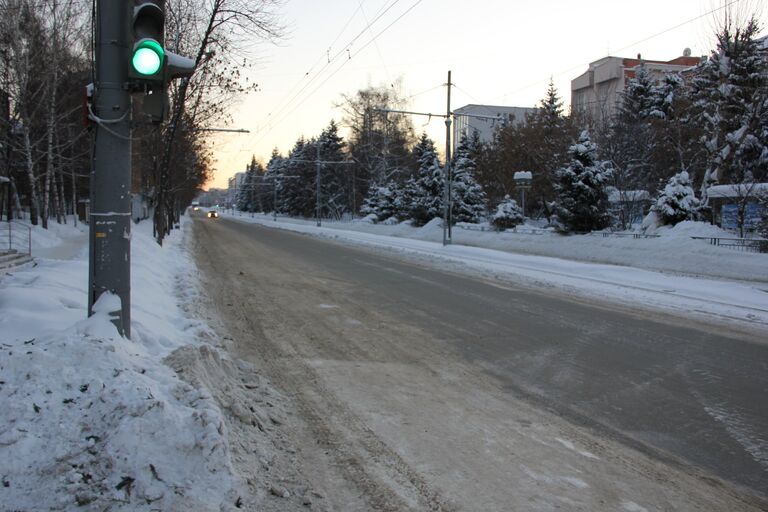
[88,0,132,338]
[315,143,321,227]
[443,70,452,246]
[273,179,277,221]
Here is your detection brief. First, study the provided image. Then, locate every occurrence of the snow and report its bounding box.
[222,212,768,333]
[513,171,532,180]
[0,217,242,510]
[707,182,768,198]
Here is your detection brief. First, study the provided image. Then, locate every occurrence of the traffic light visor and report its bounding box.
[132,39,164,76]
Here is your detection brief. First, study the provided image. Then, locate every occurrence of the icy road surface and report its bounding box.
[191,216,768,510]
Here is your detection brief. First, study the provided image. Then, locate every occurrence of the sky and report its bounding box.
[206,0,767,189]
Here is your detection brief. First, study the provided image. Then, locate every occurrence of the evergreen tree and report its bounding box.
[691,17,768,194]
[394,177,418,221]
[553,131,612,232]
[360,181,398,221]
[317,120,348,219]
[263,148,286,213]
[652,170,700,226]
[235,162,252,211]
[491,195,524,231]
[409,133,444,226]
[281,137,315,217]
[603,64,657,193]
[503,80,575,218]
[451,134,487,223]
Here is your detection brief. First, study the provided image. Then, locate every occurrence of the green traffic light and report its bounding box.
[132,39,164,76]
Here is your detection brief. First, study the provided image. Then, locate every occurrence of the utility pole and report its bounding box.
[444,70,452,245]
[373,70,456,246]
[89,0,132,337]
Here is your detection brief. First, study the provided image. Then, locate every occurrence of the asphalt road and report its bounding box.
[195,216,768,502]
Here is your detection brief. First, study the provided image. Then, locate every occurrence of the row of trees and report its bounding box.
[233,15,766,235]
[1,0,283,246]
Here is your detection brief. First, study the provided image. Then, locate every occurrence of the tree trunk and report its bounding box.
[22,126,40,225]
[57,169,66,224]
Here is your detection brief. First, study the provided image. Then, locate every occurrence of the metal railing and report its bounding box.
[690,236,768,253]
[596,232,660,239]
[5,221,32,256]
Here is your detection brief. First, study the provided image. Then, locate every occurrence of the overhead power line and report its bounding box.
[250,0,424,149]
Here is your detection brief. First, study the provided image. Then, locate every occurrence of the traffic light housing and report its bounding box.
[129,1,165,83]
[129,0,195,123]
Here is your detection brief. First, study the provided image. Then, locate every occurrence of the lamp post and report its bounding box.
[513,171,532,217]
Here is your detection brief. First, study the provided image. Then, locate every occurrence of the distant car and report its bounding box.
[207,210,219,218]
[193,206,200,212]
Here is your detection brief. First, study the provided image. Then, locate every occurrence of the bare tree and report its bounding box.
[151,0,284,244]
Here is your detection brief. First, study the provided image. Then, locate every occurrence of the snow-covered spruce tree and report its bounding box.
[691,17,768,194]
[652,170,701,226]
[361,181,398,221]
[281,137,315,217]
[552,131,612,233]
[491,195,524,231]
[409,133,444,226]
[393,177,418,221]
[451,134,487,223]
[235,161,254,212]
[603,63,658,197]
[317,120,348,219]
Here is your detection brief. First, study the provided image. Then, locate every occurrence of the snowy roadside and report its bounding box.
[0,218,288,511]
[220,213,768,335]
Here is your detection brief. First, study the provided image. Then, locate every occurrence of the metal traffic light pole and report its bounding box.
[88,0,132,337]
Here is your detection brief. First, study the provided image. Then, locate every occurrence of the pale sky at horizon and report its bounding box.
[205,0,766,190]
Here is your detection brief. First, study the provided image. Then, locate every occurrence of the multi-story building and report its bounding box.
[226,172,245,208]
[570,50,701,124]
[453,104,535,150]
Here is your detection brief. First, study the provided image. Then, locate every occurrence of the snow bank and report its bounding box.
[237,213,768,283]
[0,218,242,511]
[6,215,87,251]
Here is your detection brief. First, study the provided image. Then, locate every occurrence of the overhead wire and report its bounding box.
[225,0,405,164]
[252,0,424,149]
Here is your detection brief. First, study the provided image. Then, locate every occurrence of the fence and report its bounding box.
[690,236,768,253]
[596,232,660,239]
[5,221,32,256]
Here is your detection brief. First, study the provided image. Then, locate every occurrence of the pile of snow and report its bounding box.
[659,220,735,238]
[0,218,244,510]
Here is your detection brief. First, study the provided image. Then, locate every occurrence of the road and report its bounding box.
[191,216,768,511]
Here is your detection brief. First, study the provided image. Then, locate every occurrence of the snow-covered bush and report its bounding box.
[491,196,524,231]
[652,171,700,226]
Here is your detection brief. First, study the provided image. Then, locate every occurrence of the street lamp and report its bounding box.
[513,171,532,216]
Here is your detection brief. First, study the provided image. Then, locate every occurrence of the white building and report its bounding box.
[453,104,535,149]
[227,172,245,208]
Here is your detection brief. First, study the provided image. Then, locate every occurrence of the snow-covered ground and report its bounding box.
[0,218,248,510]
[221,212,768,335]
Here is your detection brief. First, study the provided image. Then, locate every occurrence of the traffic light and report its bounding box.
[128,0,195,123]
[129,1,165,83]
